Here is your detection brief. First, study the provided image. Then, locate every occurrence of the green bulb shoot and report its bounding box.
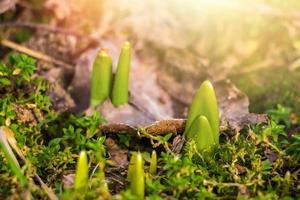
[184,80,219,144]
[74,151,89,191]
[112,41,131,106]
[188,115,215,151]
[90,49,113,107]
[0,127,28,187]
[127,152,137,182]
[129,152,144,200]
[149,150,157,176]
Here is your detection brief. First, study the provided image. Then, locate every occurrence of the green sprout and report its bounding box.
[0,127,28,187]
[188,115,215,151]
[112,41,131,106]
[74,151,89,191]
[90,49,113,107]
[149,150,157,176]
[97,149,110,198]
[127,152,137,182]
[128,152,144,200]
[184,80,219,144]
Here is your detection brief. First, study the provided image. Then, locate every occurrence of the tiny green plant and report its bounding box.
[184,80,219,144]
[90,49,113,107]
[187,115,215,151]
[149,150,157,176]
[96,146,111,198]
[128,152,144,200]
[0,127,28,187]
[74,150,89,191]
[127,152,137,182]
[112,41,131,106]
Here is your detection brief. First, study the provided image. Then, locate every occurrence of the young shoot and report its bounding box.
[74,151,89,191]
[127,152,137,182]
[112,41,131,106]
[149,150,157,176]
[90,49,113,107]
[128,152,144,200]
[184,80,219,144]
[188,115,215,151]
[97,150,110,198]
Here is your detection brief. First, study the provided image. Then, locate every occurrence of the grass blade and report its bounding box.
[0,127,28,187]
[2,126,58,200]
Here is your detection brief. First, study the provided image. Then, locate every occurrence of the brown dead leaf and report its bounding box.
[105,138,128,168]
[235,164,246,175]
[14,104,37,125]
[264,148,277,163]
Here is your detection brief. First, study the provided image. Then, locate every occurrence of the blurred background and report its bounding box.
[1,0,300,115]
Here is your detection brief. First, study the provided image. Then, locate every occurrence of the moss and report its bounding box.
[1,54,300,199]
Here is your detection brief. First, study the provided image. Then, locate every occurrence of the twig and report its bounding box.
[0,39,73,69]
[98,119,186,136]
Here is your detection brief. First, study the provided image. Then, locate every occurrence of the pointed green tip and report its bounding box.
[98,49,110,58]
[79,151,87,161]
[135,152,143,166]
[123,41,131,49]
[197,115,209,123]
[201,80,213,89]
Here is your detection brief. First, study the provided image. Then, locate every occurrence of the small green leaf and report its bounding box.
[163,133,172,142]
[0,78,11,85]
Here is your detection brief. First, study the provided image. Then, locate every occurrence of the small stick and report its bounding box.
[0,39,73,69]
[98,119,186,136]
